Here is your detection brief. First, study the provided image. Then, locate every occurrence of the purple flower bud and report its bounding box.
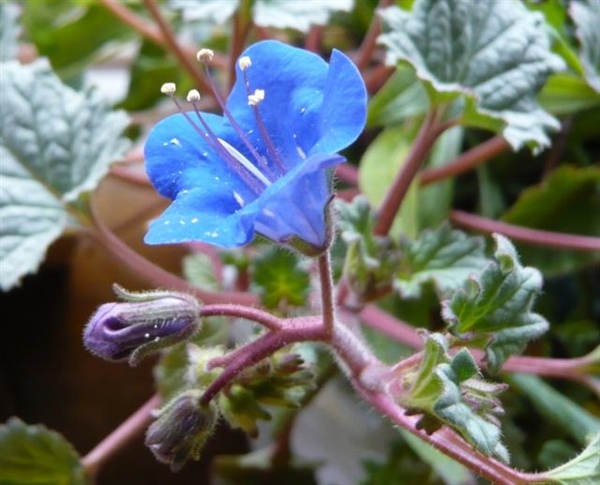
[145,390,217,472]
[83,285,201,366]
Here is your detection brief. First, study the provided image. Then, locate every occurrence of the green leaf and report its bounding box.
[0,59,129,290]
[394,224,488,299]
[0,417,86,485]
[358,124,420,239]
[378,0,565,152]
[252,247,310,310]
[397,334,509,462]
[335,196,401,306]
[171,0,355,32]
[442,234,549,372]
[571,0,600,93]
[543,433,600,484]
[501,165,600,275]
[508,374,600,445]
[0,3,20,61]
[183,252,221,292]
[367,66,428,127]
[539,72,600,115]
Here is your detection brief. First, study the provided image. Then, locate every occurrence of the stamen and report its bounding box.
[197,57,275,180]
[196,48,214,63]
[186,89,201,102]
[161,82,177,96]
[218,138,271,187]
[247,89,265,106]
[238,56,252,70]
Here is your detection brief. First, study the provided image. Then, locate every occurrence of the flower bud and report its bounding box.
[83,285,202,366]
[145,390,217,472]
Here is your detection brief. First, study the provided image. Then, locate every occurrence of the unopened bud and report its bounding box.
[83,285,201,366]
[145,390,217,472]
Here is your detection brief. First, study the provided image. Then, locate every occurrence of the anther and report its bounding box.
[196,48,214,63]
[238,56,252,70]
[161,82,177,96]
[247,89,265,106]
[187,89,201,102]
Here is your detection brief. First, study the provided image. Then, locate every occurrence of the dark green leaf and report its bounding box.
[442,235,549,372]
[501,165,600,275]
[379,0,565,151]
[0,3,20,61]
[571,0,600,93]
[0,60,129,290]
[394,224,487,299]
[0,417,86,485]
[252,247,310,310]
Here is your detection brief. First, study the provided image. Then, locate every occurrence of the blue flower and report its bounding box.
[144,40,367,255]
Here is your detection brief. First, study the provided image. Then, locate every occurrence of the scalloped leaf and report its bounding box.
[397,334,508,462]
[441,234,549,372]
[378,0,565,152]
[0,417,86,485]
[571,0,600,93]
[0,59,129,290]
[394,224,488,299]
[170,0,354,32]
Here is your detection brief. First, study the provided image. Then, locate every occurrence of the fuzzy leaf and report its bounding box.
[0,59,129,290]
[170,0,354,32]
[571,0,600,93]
[0,3,20,61]
[395,224,487,299]
[0,418,86,485]
[442,235,549,372]
[397,334,508,462]
[378,0,565,152]
[336,196,401,306]
[543,433,600,484]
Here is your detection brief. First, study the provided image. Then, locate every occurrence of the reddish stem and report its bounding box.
[304,25,323,53]
[142,0,211,94]
[354,0,395,71]
[82,394,160,476]
[200,303,285,331]
[420,136,510,186]
[373,110,448,236]
[99,0,164,45]
[450,210,600,252]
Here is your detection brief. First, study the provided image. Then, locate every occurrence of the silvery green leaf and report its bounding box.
[543,433,600,484]
[378,0,565,152]
[394,224,487,299]
[0,59,129,290]
[253,0,354,32]
[170,0,354,32]
[0,3,20,61]
[441,234,550,372]
[571,0,600,93]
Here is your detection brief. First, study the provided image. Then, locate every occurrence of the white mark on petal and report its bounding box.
[262,208,275,217]
[170,138,181,146]
[164,220,171,225]
[179,220,186,225]
[296,145,307,159]
[144,333,150,339]
[233,191,245,207]
[191,217,199,224]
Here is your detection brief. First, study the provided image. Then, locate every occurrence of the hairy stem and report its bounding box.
[318,250,336,337]
[420,135,510,186]
[82,394,160,477]
[142,0,211,94]
[200,303,285,331]
[450,210,600,252]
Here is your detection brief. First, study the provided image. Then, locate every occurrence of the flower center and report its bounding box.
[159,49,287,195]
